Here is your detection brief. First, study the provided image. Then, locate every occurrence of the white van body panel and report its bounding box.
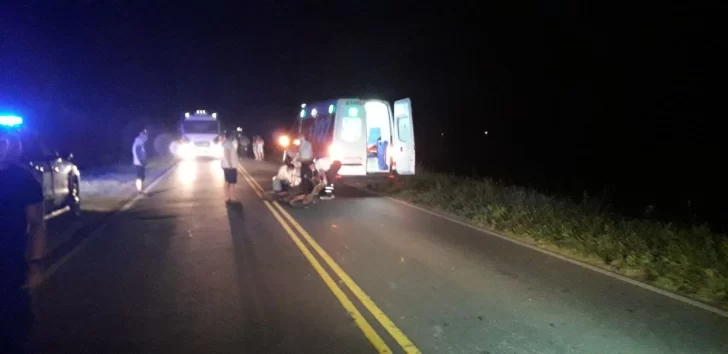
[332,99,367,176]
[392,98,416,175]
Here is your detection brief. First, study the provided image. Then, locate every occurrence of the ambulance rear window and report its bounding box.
[397,117,411,143]
[340,117,362,142]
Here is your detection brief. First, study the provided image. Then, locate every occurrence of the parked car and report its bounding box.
[17,130,82,217]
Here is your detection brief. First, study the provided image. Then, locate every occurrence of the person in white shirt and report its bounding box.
[256,136,265,160]
[298,134,314,182]
[132,130,148,194]
[273,163,295,192]
[221,131,240,202]
[252,136,260,160]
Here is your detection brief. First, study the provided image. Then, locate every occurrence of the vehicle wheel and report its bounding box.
[67,177,82,217]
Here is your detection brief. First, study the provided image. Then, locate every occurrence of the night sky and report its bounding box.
[2,1,726,227]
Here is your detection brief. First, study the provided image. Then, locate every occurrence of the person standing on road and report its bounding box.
[1,131,47,354]
[221,130,240,202]
[237,133,250,158]
[298,134,314,183]
[132,130,148,194]
[251,136,260,160]
[256,136,265,161]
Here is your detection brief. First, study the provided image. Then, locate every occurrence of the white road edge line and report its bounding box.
[344,183,728,318]
[39,162,178,285]
[44,206,70,221]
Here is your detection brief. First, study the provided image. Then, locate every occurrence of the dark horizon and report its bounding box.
[2,1,726,228]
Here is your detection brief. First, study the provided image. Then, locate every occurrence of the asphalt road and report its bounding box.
[32,158,728,354]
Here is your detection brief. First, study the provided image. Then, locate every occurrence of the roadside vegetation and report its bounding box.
[367,168,728,310]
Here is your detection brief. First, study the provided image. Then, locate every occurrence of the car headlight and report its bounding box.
[177,143,195,159]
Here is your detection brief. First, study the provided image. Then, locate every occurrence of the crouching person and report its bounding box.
[273,163,295,193]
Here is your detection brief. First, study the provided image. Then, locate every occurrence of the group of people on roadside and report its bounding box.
[272,134,336,201]
[1,126,266,353]
[131,129,267,203]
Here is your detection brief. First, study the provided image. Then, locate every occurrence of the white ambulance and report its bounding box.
[177,110,223,159]
[280,98,416,179]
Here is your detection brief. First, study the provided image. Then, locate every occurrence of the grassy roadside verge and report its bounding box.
[46,156,178,258]
[356,169,728,310]
[79,155,174,177]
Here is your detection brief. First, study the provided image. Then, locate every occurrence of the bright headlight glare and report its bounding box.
[279,135,290,147]
[178,144,195,160]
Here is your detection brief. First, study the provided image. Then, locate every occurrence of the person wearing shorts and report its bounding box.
[136,165,146,183]
[223,168,237,184]
[221,131,240,202]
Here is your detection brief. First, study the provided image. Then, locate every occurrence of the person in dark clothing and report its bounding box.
[282,161,317,200]
[237,133,250,158]
[296,162,317,195]
[1,131,47,354]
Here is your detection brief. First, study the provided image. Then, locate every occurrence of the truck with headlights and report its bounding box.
[176,110,223,159]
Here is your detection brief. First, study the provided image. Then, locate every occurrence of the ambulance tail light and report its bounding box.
[388,144,396,171]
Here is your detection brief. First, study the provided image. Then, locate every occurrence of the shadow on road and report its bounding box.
[33,208,178,353]
[226,201,278,351]
[332,184,377,199]
[43,210,114,266]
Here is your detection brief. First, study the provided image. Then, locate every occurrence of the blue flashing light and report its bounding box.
[328,104,335,114]
[0,115,23,127]
[300,109,306,118]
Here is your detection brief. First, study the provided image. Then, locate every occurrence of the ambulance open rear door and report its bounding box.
[392,98,415,175]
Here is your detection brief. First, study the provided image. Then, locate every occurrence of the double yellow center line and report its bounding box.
[238,165,420,354]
